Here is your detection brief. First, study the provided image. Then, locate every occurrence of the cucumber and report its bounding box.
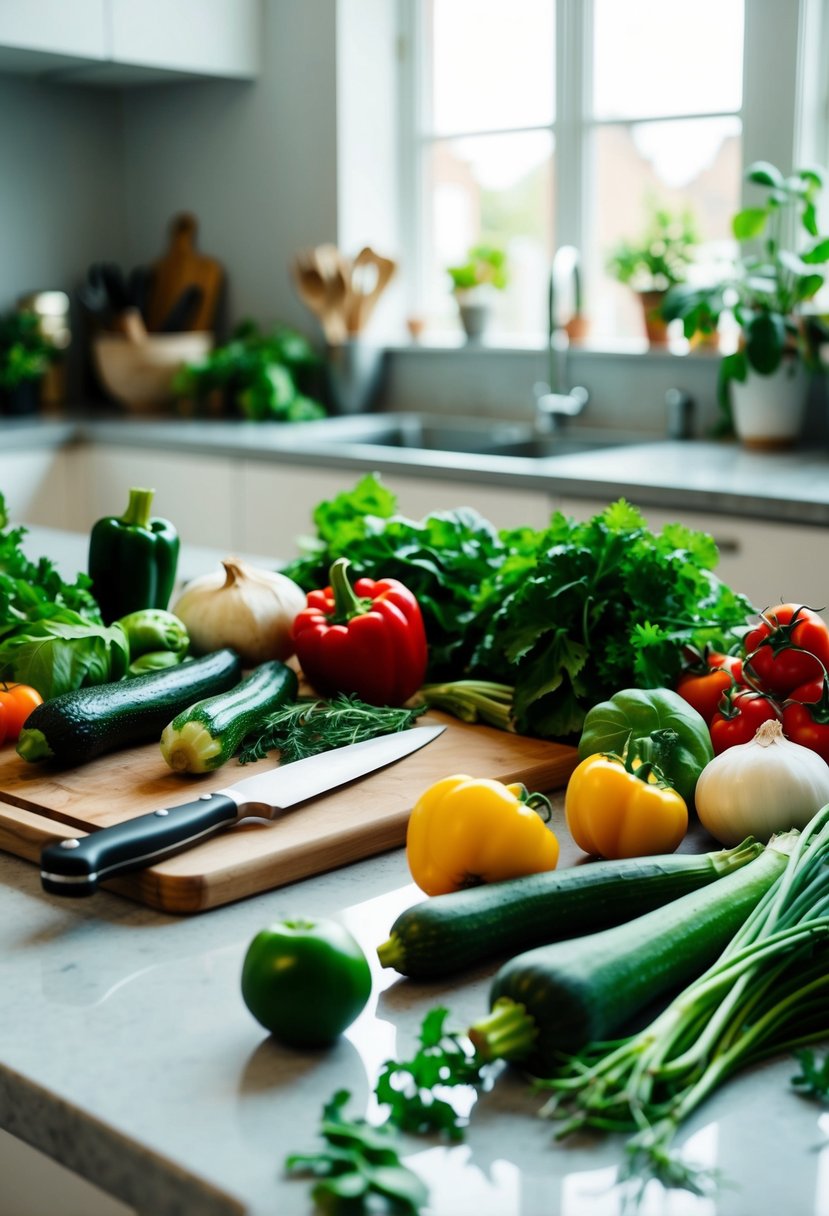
[377,839,764,979]
[17,649,243,766]
[160,660,298,773]
[467,837,795,1077]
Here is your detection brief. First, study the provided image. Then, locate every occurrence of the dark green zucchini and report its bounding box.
[160,660,298,773]
[468,839,794,1076]
[17,648,242,766]
[377,839,764,979]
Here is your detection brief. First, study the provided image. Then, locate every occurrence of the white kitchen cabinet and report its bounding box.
[0,448,78,529]
[554,495,829,619]
[0,0,106,72]
[74,445,237,550]
[0,0,260,82]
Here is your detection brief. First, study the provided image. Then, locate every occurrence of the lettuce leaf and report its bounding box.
[0,613,129,699]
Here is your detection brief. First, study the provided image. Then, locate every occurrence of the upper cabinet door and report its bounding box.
[0,0,107,68]
[109,0,260,80]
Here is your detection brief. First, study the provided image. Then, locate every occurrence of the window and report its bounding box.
[401,0,811,347]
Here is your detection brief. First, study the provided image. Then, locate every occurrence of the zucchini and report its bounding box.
[17,649,242,766]
[377,839,764,978]
[468,836,795,1077]
[160,660,298,773]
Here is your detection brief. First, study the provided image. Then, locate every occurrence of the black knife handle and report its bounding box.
[40,791,240,897]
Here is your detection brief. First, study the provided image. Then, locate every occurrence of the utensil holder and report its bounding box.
[325,340,385,415]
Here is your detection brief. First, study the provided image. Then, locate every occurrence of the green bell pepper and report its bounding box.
[88,488,180,625]
[578,687,713,805]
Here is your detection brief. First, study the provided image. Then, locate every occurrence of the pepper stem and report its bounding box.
[328,557,372,621]
[120,487,155,530]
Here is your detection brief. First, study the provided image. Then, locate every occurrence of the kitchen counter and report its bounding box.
[4,411,829,527]
[1,529,828,1216]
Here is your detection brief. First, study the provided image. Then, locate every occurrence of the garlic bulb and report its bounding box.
[695,719,829,846]
[172,558,306,665]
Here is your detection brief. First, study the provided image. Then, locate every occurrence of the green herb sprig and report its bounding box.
[375,1006,487,1140]
[238,694,427,764]
[285,1089,428,1215]
[791,1047,829,1102]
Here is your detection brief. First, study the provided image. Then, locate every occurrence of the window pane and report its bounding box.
[592,0,744,119]
[589,117,741,342]
[424,131,554,337]
[429,0,555,135]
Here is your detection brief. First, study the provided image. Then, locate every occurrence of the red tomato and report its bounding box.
[743,604,829,697]
[0,684,43,740]
[676,668,735,725]
[709,690,781,755]
[708,652,745,683]
[782,676,829,764]
[0,700,7,747]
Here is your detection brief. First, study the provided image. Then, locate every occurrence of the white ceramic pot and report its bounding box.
[454,286,494,342]
[730,359,808,449]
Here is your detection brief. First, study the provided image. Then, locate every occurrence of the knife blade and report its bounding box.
[40,724,445,897]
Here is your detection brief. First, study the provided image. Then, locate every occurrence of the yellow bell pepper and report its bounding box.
[565,749,688,860]
[406,773,560,895]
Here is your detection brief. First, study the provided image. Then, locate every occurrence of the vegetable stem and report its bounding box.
[120,487,154,531]
[468,997,538,1062]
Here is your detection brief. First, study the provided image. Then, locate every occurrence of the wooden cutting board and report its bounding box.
[0,713,577,915]
[146,212,224,334]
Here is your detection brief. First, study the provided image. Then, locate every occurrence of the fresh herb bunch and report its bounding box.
[239,694,427,764]
[172,318,325,422]
[281,475,507,678]
[607,202,699,292]
[285,478,753,740]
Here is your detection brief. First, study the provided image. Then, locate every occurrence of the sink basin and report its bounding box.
[311,413,643,459]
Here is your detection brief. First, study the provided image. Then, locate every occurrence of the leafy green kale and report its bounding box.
[282,474,507,677]
[285,1089,428,1215]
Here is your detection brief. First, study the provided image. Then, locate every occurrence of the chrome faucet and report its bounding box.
[533,245,589,431]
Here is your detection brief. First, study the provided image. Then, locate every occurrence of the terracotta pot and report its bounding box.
[730,359,808,450]
[638,290,669,346]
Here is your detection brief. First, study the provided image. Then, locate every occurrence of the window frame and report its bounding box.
[397,0,823,341]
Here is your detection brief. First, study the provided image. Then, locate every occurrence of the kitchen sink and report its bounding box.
[311,413,644,459]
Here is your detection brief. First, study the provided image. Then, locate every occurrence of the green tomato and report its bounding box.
[240,916,372,1048]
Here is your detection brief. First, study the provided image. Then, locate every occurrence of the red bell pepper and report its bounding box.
[291,557,428,705]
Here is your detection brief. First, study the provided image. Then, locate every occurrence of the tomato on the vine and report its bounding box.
[782,676,829,764]
[709,689,780,755]
[676,650,746,725]
[743,604,829,697]
[0,684,43,741]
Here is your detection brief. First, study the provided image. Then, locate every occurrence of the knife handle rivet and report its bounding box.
[154,808,170,817]
[60,838,80,849]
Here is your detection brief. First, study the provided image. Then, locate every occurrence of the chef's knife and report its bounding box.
[40,724,445,897]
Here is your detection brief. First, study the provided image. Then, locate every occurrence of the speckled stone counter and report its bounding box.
[1,529,828,1216]
[4,411,829,527]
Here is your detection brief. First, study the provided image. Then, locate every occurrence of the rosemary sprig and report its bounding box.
[238,694,428,764]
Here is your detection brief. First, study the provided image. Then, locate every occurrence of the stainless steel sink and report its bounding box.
[309,413,643,459]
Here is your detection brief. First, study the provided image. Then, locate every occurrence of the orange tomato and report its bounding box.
[0,699,7,747]
[0,683,43,740]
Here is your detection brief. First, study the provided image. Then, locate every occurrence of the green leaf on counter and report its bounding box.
[285,1089,428,1215]
[792,1048,829,1102]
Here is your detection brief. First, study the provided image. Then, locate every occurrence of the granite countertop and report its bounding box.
[4,411,829,526]
[1,529,828,1215]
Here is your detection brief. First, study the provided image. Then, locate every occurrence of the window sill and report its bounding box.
[384,336,724,362]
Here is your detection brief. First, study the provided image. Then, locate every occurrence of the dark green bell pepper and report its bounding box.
[578,687,713,805]
[88,488,180,625]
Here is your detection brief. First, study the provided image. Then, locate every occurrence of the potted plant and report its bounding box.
[607,204,699,345]
[663,162,829,447]
[171,319,326,421]
[0,310,57,415]
[447,244,508,341]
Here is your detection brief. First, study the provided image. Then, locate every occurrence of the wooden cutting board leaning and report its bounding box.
[0,713,578,915]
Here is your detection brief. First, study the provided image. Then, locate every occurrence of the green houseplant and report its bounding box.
[172,320,326,422]
[0,310,57,415]
[447,244,509,341]
[607,205,699,345]
[663,161,829,446]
